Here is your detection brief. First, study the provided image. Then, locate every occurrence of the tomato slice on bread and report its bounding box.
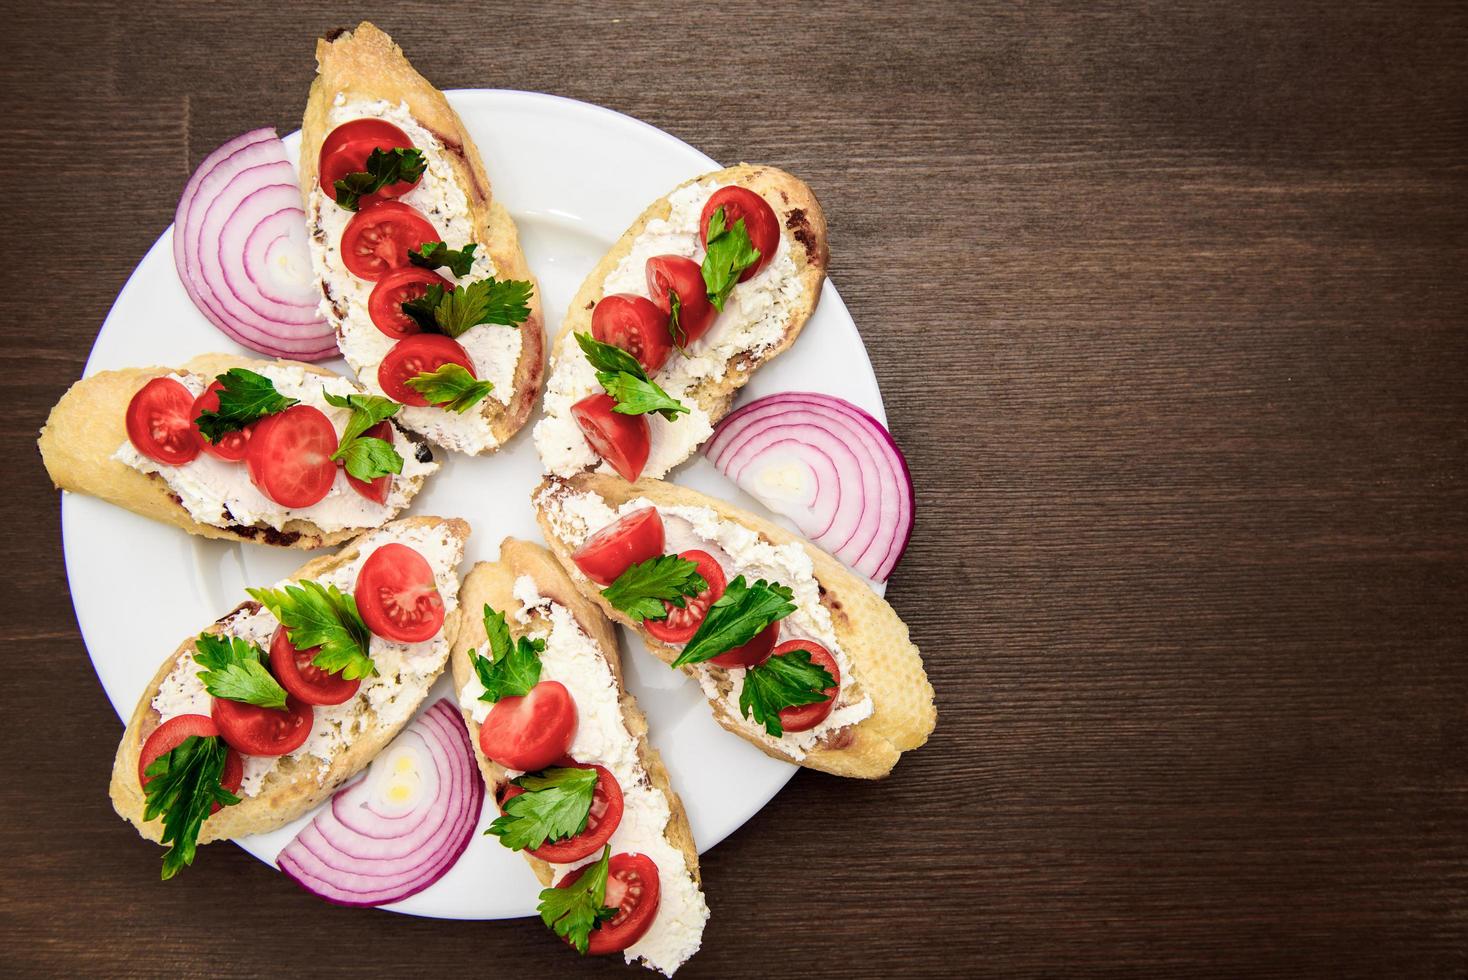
[558,852,662,955]
[773,640,840,733]
[340,201,438,281]
[368,267,450,339]
[645,550,725,644]
[127,377,200,466]
[211,694,313,757]
[591,293,673,373]
[378,334,475,406]
[355,543,445,643]
[138,714,243,813]
[478,680,577,772]
[190,381,253,461]
[344,420,396,505]
[245,404,339,509]
[571,393,650,483]
[571,507,665,585]
[700,186,780,281]
[499,761,624,864]
[269,625,361,706]
[645,255,716,345]
[318,119,419,207]
[709,621,779,669]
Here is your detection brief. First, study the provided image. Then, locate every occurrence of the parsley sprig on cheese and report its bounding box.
[192,633,288,709]
[575,333,690,420]
[246,580,375,680]
[142,735,240,880]
[601,554,708,621]
[400,277,534,337]
[322,389,403,481]
[538,845,616,955]
[406,364,494,414]
[701,205,762,311]
[409,240,478,277]
[488,766,598,851]
[332,147,427,211]
[469,605,544,703]
[672,576,796,667]
[739,648,837,737]
[192,368,297,443]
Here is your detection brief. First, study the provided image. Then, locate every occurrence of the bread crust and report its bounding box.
[38,353,433,549]
[300,21,544,452]
[448,538,701,888]
[533,475,935,779]
[108,516,469,845]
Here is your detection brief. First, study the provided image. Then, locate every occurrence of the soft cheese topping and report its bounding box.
[306,96,523,454]
[114,365,438,534]
[534,180,803,478]
[150,521,465,797]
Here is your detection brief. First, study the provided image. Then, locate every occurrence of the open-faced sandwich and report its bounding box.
[299,21,543,455]
[109,516,469,878]
[534,165,828,481]
[40,354,440,549]
[451,539,708,974]
[532,474,935,779]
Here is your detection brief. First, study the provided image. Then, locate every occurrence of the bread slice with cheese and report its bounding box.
[110,516,469,849]
[533,474,935,779]
[450,538,708,974]
[39,353,438,550]
[300,21,544,455]
[534,164,828,480]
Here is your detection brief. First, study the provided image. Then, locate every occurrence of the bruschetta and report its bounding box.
[532,474,935,779]
[299,22,544,455]
[450,539,707,974]
[110,516,469,878]
[39,353,439,549]
[534,165,828,481]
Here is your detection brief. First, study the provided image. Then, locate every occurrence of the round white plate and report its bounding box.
[63,90,887,919]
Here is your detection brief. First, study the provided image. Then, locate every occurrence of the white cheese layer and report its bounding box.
[457,577,708,975]
[534,180,803,478]
[150,521,465,798]
[306,96,523,455]
[115,366,438,535]
[536,487,873,760]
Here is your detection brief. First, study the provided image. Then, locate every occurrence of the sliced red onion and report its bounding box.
[277,699,483,907]
[173,129,336,359]
[705,392,915,581]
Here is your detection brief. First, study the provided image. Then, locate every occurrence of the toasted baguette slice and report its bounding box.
[450,539,708,974]
[533,474,935,779]
[534,164,828,479]
[110,516,469,849]
[300,21,544,455]
[38,353,436,549]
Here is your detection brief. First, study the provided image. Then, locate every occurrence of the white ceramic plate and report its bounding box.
[63,90,887,919]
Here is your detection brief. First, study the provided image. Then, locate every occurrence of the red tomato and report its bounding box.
[645,255,716,345]
[591,293,673,373]
[709,621,779,669]
[318,119,419,206]
[571,394,651,483]
[773,640,840,732]
[368,266,451,339]
[126,377,200,466]
[645,550,725,645]
[499,762,624,863]
[211,694,313,757]
[189,381,253,461]
[478,681,577,772]
[355,543,445,643]
[245,404,338,509]
[559,852,662,955]
[700,186,780,281]
[137,714,243,813]
[343,420,395,504]
[269,625,361,706]
[340,201,438,281]
[571,507,665,585]
[378,334,475,406]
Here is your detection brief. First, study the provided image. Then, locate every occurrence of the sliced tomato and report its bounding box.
[126,377,200,466]
[571,507,665,585]
[478,681,577,772]
[645,255,716,345]
[211,694,312,757]
[591,293,673,373]
[499,762,623,863]
[269,625,361,706]
[245,404,338,509]
[700,186,780,281]
[318,119,419,206]
[571,394,650,483]
[340,201,438,281]
[378,334,475,406]
[559,852,662,955]
[355,542,444,643]
[368,266,451,340]
[773,640,840,732]
[645,550,725,645]
[709,621,779,668]
[189,381,254,461]
[137,714,243,813]
[344,420,395,504]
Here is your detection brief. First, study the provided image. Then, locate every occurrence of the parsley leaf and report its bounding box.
[469,605,544,703]
[321,389,403,481]
[246,580,375,680]
[738,648,837,737]
[601,554,708,621]
[399,277,534,338]
[142,734,240,880]
[672,576,797,667]
[574,332,689,421]
[332,147,427,211]
[538,845,616,955]
[192,633,288,709]
[405,364,494,414]
[409,240,478,278]
[487,766,598,851]
[701,206,761,311]
[193,369,298,443]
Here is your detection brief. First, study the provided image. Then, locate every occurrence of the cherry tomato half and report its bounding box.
[499,761,624,864]
[368,266,451,340]
[355,542,445,643]
[245,404,339,509]
[211,694,313,757]
[773,640,840,733]
[126,377,200,466]
[591,293,673,374]
[571,507,665,585]
[645,550,725,645]
[571,393,651,483]
[645,255,716,345]
[709,621,779,669]
[137,714,243,813]
[559,852,662,955]
[269,625,361,706]
[378,334,476,406]
[478,681,577,772]
[340,201,438,282]
[344,420,395,505]
[190,381,253,462]
[700,186,780,281]
[318,119,419,206]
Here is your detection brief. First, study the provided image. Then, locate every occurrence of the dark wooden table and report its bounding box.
[5,1,1465,976]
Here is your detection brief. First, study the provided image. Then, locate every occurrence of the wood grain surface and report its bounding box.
[4,1,1466,976]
